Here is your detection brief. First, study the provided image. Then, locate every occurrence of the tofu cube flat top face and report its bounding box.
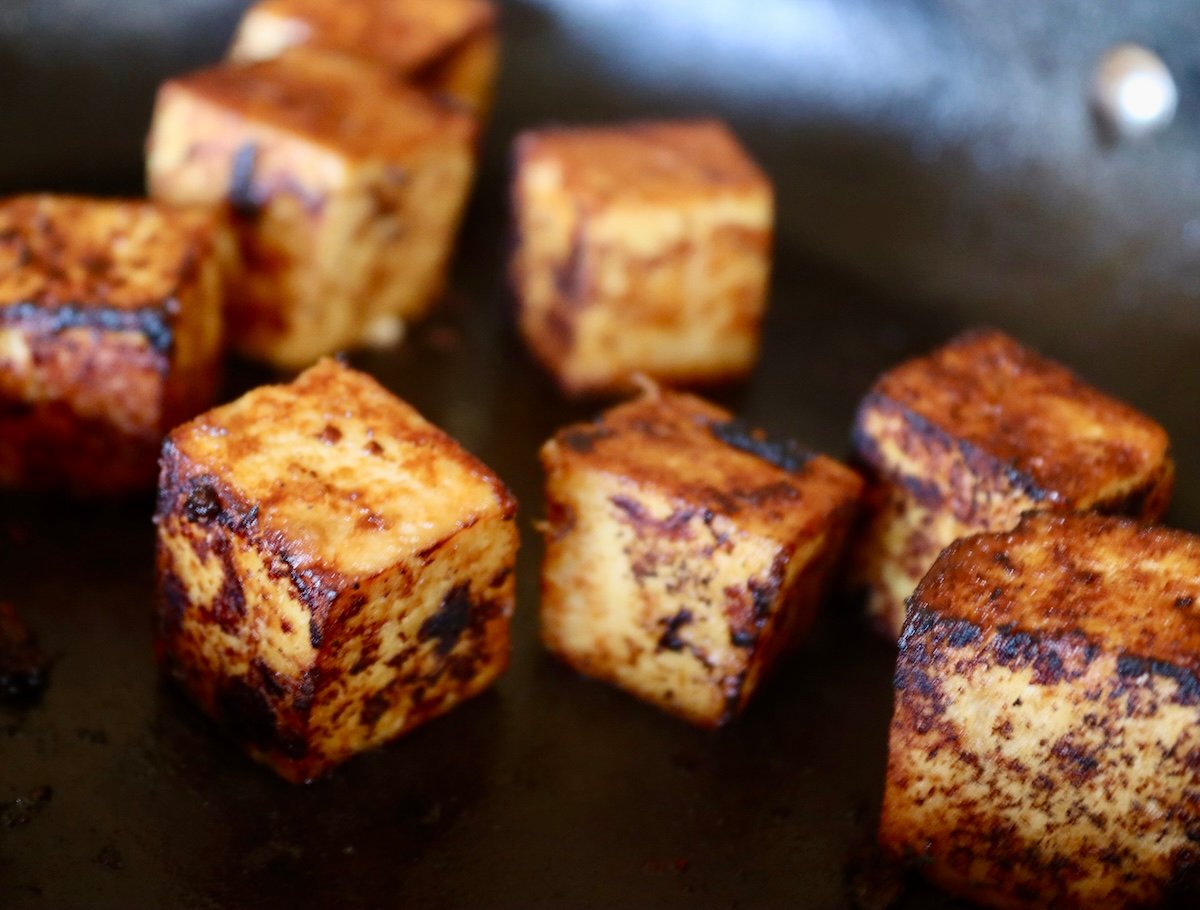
[0,195,216,315]
[230,0,495,76]
[540,388,862,726]
[156,52,474,174]
[883,511,1200,908]
[157,358,517,780]
[516,120,771,210]
[164,358,513,578]
[550,389,860,546]
[912,511,1200,677]
[864,328,1171,507]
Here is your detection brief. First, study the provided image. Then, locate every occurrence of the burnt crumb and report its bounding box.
[184,478,222,523]
[559,426,613,454]
[363,440,385,456]
[419,584,473,657]
[1177,595,1195,609]
[709,419,812,473]
[317,424,342,444]
[1,785,52,829]
[228,142,261,215]
[657,609,695,652]
[0,603,50,706]
[94,845,124,871]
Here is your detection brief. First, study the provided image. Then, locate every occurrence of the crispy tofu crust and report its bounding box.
[852,329,1173,637]
[882,511,1200,908]
[511,120,774,397]
[0,195,223,494]
[155,359,517,781]
[540,387,861,726]
[147,52,477,369]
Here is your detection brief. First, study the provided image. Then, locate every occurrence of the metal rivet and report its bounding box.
[1091,44,1177,141]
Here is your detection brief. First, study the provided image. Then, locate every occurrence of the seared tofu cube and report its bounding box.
[852,329,1172,638]
[228,0,498,112]
[511,120,774,397]
[539,387,861,726]
[155,359,517,781]
[0,195,222,494]
[882,512,1200,909]
[146,51,476,369]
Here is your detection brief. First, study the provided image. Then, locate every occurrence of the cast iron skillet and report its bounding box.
[2,1,1197,907]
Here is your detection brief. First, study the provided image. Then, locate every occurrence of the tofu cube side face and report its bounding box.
[851,330,1174,638]
[881,514,1200,909]
[228,0,498,112]
[539,391,861,726]
[0,196,223,494]
[512,122,774,397]
[154,359,518,781]
[146,59,476,369]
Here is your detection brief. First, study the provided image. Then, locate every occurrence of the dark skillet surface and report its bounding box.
[2,1,1199,908]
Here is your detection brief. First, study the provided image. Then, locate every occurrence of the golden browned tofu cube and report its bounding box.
[146,51,476,369]
[228,0,498,112]
[0,195,222,495]
[852,329,1172,638]
[539,386,861,726]
[511,120,774,397]
[882,511,1200,908]
[155,359,517,781]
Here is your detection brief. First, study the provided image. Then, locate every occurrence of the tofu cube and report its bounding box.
[228,0,498,112]
[539,386,861,726]
[154,358,517,781]
[0,195,223,494]
[882,511,1200,909]
[146,51,477,369]
[511,120,774,397]
[852,329,1173,639]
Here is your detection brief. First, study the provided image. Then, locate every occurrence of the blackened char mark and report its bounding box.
[709,419,812,473]
[1117,654,1200,706]
[0,299,175,355]
[559,426,614,454]
[419,584,473,657]
[158,567,190,641]
[0,602,49,706]
[611,495,696,541]
[184,477,222,523]
[215,672,308,760]
[657,609,694,652]
[228,143,261,216]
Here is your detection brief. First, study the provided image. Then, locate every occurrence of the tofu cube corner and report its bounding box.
[882,511,1200,908]
[852,328,1173,638]
[228,0,499,113]
[0,195,223,494]
[539,386,861,726]
[511,120,774,397]
[146,51,477,369]
[154,358,518,781]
